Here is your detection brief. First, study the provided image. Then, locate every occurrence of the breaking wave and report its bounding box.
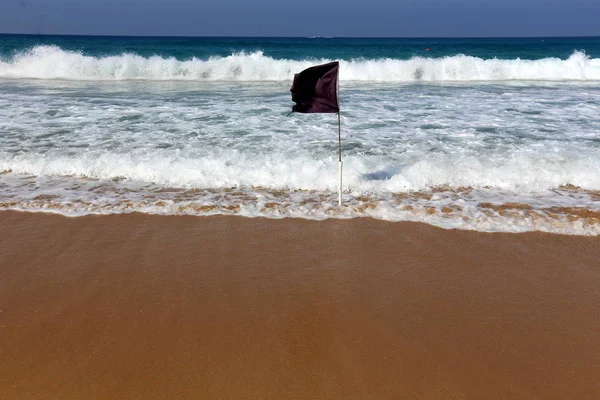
[1,45,600,82]
[2,149,600,193]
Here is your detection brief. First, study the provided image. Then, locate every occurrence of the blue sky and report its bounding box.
[1,0,599,37]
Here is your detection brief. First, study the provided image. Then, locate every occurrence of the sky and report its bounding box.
[1,0,599,37]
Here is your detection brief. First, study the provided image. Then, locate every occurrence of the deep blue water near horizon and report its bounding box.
[2,34,600,60]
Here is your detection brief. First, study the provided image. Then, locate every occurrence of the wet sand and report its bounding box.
[1,210,599,399]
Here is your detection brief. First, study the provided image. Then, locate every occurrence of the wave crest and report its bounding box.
[1,46,600,81]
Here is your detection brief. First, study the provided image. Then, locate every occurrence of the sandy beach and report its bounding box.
[1,210,599,399]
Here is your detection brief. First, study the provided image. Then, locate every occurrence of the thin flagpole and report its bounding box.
[337,112,342,206]
[336,63,342,207]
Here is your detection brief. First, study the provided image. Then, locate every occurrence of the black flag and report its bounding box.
[290,61,339,114]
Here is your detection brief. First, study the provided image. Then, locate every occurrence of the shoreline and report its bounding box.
[1,205,599,236]
[1,210,599,399]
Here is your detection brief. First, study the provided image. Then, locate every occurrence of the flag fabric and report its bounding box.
[290,61,339,114]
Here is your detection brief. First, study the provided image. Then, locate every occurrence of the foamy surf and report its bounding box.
[1,172,599,235]
[1,46,600,81]
[1,147,599,235]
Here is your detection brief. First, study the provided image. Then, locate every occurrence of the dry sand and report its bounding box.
[1,210,599,399]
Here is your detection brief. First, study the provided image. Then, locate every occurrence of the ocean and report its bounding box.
[1,35,600,234]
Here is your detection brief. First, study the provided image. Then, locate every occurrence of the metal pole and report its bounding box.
[337,112,342,206]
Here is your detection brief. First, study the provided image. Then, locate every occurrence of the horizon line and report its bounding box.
[1,32,600,40]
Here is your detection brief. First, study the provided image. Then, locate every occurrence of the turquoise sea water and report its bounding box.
[1,35,600,234]
[2,35,600,60]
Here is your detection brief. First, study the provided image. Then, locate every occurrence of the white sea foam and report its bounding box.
[1,171,599,235]
[2,145,599,235]
[2,148,600,194]
[1,61,600,234]
[2,46,600,81]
